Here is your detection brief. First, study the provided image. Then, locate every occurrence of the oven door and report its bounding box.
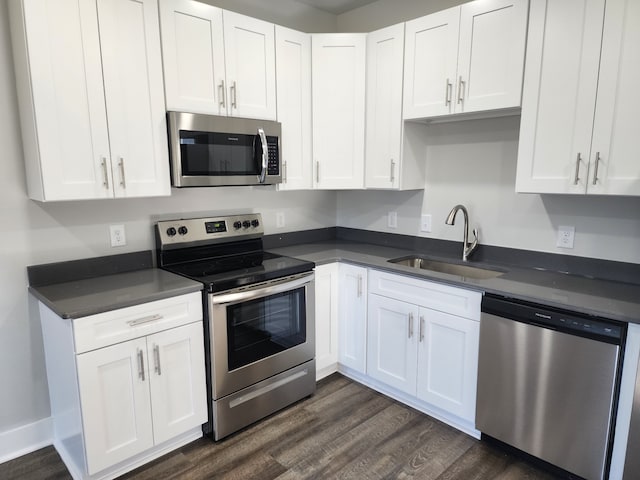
[209,272,315,399]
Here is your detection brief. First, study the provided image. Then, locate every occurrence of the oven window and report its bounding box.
[179,130,260,176]
[226,287,306,371]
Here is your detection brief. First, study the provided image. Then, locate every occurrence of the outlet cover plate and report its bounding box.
[420,214,432,232]
[556,225,575,249]
[110,224,126,247]
[388,211,398,229]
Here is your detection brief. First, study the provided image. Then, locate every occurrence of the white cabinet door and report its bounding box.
[11,0,112,201]
[97,0,170,198]
[456,0,528,113]
[312,34,366,189]
[159,0,226,115]
[416,308,479,422]
[589,0,640,196]
[403,7,460,119]
[315,264,339,378]
[365,23,405,189]
[516,0,605,194]
[148,322,207,444]
[76,338,153,475]
[223,11,276,120]
[338,264,368,374]
[367,294,418,395]
[276,26,313,190]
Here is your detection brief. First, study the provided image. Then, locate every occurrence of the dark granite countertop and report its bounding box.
[28,251,203,319]
[269,240,640,324]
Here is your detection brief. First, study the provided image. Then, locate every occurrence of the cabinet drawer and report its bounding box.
[368,270,481,321]
[73,292,203,353]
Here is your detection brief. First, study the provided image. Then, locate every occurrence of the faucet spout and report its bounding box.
[445,204,479,262]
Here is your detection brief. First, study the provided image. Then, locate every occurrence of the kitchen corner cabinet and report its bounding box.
[403,0,528,120]
[367,270,481,424]
[315,263,340,379]
[312,34,366,190]
[39,292,206,479]
[365,24,426,190]
[516,0,640,196]
[159,1,276,121]
[276,26,313,190]
[9,0,170,202]
[338,264,368,373]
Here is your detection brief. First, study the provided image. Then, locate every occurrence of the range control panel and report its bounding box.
[156,213,264,247]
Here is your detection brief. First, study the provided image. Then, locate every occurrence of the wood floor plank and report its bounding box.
[0,375,563,480]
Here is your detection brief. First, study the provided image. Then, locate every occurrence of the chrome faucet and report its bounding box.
[445,204,479,262]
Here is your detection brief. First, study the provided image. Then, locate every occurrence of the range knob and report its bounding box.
[166,227,177,237]
[178,226,188,235]
[242,220,251,229]
[251,219,260,228]
[233,221,242,230]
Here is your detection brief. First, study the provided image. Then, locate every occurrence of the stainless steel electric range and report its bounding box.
[155,213,316,440]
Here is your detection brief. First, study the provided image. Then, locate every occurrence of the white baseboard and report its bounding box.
[0,417,53,464]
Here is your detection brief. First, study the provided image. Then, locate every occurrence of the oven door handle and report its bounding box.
[211,272,314,305]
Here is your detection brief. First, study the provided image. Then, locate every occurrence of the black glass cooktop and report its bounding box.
[162,251,314,293]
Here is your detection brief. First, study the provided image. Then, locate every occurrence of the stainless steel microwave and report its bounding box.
[167,111,281,187]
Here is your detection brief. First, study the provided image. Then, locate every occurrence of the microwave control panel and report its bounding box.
[267,138,279,175]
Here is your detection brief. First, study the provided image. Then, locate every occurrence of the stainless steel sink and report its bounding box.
[389,256,505,279]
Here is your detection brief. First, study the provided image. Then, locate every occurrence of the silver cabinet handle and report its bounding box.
[283,161,287,183]
[445,78,452,106]
[593,152,601,185]
[357,274,362,298]
[127,313,163,327]
[408,312,414,339]
[574,153,582,185]
[257,128,268,183]
[419,315,425,342]
[316,161,320,183]
[230,81,237,109]
[137,349,145,381]
[101,157,109,189]
[153,344,161,375]
[457,76,465,105]
[218,80,226,108]
[118,158,126,188]
[390,159,396,183]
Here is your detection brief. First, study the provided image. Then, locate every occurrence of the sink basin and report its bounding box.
[388,256,505,280]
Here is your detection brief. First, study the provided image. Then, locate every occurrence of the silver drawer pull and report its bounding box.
[408,312,414,339]
[127,314,163,327]
[592,152,601,185]
[419,315,425,342]
[574,153,582,185]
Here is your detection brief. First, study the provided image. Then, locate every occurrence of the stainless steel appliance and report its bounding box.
[167,112,281,187]
[155,213,315,440]
[477,294,625,480]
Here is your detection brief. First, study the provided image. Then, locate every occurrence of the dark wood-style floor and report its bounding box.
[0,374,561,479]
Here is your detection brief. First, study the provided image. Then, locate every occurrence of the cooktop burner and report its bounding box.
[155,214,315,293]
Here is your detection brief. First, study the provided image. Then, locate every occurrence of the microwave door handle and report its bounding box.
[257,128,268,183]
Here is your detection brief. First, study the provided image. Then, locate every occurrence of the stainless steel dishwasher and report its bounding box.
[476,294,626,480]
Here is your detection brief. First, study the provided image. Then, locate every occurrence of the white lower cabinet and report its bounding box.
[365,269,481,433]
[338,264,368,374]
[315,263,339,379]
[39,292,206,479]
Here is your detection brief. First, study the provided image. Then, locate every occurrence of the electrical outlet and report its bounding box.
[420,214,432,233]
[276,212,286,228]
[556,225,575,249]
[110,224,126,247]
[387,211,398,229]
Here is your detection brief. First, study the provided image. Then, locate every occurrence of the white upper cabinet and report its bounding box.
[516,0,640,196]
[223,11,277,120]
[159,0,226,115]
[159,1,276,120]
[276,26,313,190]
[365,24,427,190]
[312,34,366,189]
[589,0,640,195]
[403,0,528,120]
[9,0,170,201]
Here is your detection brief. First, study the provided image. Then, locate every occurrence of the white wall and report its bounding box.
[338,116,640,264]
[0,0,335,443]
